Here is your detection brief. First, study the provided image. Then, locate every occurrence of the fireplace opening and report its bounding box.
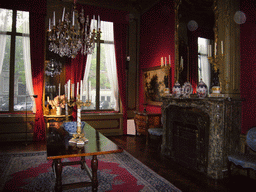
[165,105,210,174]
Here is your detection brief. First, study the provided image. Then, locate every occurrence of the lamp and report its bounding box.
[47,1,101,58]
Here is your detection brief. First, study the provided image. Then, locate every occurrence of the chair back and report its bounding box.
[246,127,256,152]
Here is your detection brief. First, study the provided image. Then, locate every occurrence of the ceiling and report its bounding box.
[62,0,160,13]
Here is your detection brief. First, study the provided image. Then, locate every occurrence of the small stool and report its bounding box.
[147,128,163,147]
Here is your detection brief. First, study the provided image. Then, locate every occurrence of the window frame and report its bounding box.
[0,8,30,113]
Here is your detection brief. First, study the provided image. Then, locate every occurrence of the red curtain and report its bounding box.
[65,54,87,121]
[114,23,128,134]
[30,12,46,141]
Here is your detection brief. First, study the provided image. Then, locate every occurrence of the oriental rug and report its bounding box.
[0,150,181,192]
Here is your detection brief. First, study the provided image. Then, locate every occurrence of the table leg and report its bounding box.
[54,159,62,192]
[91,155,98,192]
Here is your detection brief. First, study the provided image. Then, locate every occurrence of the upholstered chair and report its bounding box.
[227,127,256,178]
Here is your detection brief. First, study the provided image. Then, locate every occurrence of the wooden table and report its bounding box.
[46,122,123,192]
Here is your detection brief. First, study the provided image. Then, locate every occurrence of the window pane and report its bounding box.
[100,43,117,110]
[14,36,32,111]
[0,8,13,32]
[16,11,29,34]
[0,35,11,111]
[83,45,97,110]
[100,21,114,42]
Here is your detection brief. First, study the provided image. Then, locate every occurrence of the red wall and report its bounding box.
[139,0,175,113]
[139,0,256,134]
[240,0,256,134]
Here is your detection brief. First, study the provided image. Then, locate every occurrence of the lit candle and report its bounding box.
[77,82,79,99]
[53,11,56,26]
[221,41,224,55]
[48,18,51,31]
[68,80,70,101]
[80,80,83,101]
[98,15,100,30]
[72,11,75,26]
[71,84,75,99]
[62,7,65,22]
[93,15,96,29]
[161,57,164,67]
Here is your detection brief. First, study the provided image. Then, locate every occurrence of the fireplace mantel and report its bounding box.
[161,96,242,179]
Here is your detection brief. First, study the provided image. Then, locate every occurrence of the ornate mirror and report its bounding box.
[175,0,215,91]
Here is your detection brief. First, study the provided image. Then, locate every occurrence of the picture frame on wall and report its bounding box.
[143,66,167,106]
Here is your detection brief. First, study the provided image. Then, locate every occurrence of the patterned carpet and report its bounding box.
[0,150,181,192]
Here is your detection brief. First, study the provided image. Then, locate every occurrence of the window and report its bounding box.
[82,20,119,111]
[0,8,34,112]
[198,37,211,92]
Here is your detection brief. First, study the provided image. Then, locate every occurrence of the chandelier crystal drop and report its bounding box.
[48,3,101,58]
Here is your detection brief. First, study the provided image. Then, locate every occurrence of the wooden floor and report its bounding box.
[0,135,255,192]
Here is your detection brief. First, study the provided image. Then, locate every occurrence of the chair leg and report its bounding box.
[227,160,232,178]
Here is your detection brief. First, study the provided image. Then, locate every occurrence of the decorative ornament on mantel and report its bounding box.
[196,79,208,98]
[182,81,193,98]
[172,81,182,98]
[47,0,101,58]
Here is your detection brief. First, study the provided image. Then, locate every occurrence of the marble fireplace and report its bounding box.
[161,97,242,179]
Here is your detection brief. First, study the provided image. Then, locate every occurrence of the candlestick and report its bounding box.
[77,82,79,99]
[71,84,74,99]
[169,55,171,65]
[68,80,70,101]
[62,7,65,22]
[161,57,164,67]
[80,80,83,101]
[53,11,56,26]
[98,15,101,30]
[165,57,167,66]
[49,18,51,31]
[72,11,75,26]
[214,42,217,56]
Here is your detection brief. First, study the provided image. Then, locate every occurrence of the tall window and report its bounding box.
[0,8,34,112]
[198,37,211,92]
[83,20,119,111]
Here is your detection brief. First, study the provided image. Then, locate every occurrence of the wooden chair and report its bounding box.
[227,127,256,178]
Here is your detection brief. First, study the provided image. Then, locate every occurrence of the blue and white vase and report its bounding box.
[172,81,182,98]
[196,79,208,98]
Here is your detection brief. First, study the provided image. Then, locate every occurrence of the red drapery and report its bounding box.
[65,54,87,121]
[114,23,128,134]
[30,12,46,141]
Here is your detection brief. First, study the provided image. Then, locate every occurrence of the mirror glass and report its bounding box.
[177,0,215,91]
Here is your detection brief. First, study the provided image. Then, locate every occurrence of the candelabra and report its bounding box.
[67,96,91,146]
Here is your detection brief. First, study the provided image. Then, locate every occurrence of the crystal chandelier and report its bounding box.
[47,2,101,58]
[45,59,62,77]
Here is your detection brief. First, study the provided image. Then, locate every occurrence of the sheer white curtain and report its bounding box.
[22,12,35,112]
[0,9,8,75]
[101,21,119,111]
[83,20,119,111]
